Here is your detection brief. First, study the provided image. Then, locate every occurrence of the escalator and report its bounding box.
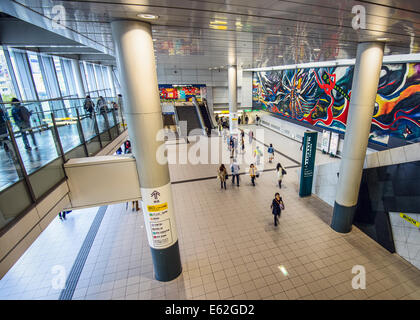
[198,102,214,131]
[175,104,203,136]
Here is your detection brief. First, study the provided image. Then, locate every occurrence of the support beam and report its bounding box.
[228,64,238,136]
[331,41,385,233]
[111,20,182,281]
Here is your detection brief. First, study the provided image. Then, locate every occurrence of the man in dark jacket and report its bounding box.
[83,95,94,119]
[11,98,38,150]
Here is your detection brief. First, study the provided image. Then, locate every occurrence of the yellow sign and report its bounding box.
[400,213,420,228]
[147,202,168,212]
[232,118,238,120]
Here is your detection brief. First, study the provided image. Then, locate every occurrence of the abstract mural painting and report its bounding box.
[253,63,420,145]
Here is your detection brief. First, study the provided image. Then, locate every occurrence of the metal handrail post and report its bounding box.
[75,108,89,157]
[5,120,36,202]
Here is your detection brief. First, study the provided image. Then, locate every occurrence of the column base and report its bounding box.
[150,241,182,282]
[331,201,357,233]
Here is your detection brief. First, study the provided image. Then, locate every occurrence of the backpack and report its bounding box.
[12,107,22,123]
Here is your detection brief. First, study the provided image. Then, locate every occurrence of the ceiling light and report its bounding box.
[277,55,283,58]
[210,25,227,30]
[278,265,288,276]
[210,20,227,25]
[137,13,159,20]
[313,48,320,52]
[377,38,388,41]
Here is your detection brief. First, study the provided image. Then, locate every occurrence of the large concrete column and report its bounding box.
[111,20,182,281]
[71,59,86,98]
[331,42,384,233]
[228,64,238,135]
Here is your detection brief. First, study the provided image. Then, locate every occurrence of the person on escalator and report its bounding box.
[11,98,38,150]
[97,96,108,123]
[83,95,94,119]
[124,140,132,154]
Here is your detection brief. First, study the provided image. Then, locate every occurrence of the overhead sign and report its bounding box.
[400,213,420,228]
[299,131,318,197]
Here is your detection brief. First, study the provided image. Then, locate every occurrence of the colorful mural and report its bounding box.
[253,63,420,145]
[159,84,206,102]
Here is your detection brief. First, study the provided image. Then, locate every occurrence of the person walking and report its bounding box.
[276,162,286,188]
[271,193,284,227]
[254,145,262,165]
[11,98,38,150]
[83,95,94,119]
[256,114,260,125]
[233,137,238,157]
[268,144,275,163]
[117,94,123,112]
[132,200,140,211]
[241,136,245,153]
[218,164,228,190]
[59,210,72,220]
[300,135,304,151]
[230,159,240,187]
[229,136,235,158]
[249,163,257,186]
[248,130,253,144]
[245,115,249,124]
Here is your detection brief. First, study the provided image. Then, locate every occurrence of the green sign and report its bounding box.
[299,131,318,197]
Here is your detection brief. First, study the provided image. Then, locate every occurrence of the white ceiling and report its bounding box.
[3,0,420,69]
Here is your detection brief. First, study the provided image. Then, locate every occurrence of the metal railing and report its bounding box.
[0,96,126,232]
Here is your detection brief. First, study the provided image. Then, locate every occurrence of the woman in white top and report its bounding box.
[276,162,286,189]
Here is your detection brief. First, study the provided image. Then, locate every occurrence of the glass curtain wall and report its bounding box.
[86,62,98,97]
[0,48,19,102]
[79,61,89,96]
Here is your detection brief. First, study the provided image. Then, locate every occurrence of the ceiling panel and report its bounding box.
[7,0,420,68]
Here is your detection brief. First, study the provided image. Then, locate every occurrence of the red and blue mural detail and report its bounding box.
[253,63,420,144]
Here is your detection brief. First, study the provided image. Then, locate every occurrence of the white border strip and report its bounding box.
[244,54,420,72]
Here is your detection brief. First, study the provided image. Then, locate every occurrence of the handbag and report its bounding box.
[225,174,229,180]
[282,168,287,175]
[280,201,285,210]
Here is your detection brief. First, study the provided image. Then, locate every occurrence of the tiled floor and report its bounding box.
[1,125,419,300]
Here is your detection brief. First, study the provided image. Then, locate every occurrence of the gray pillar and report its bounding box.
[228,65,238,135]
[72,59,86,98]
[331,42,384,233]
[111,20,182,281]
